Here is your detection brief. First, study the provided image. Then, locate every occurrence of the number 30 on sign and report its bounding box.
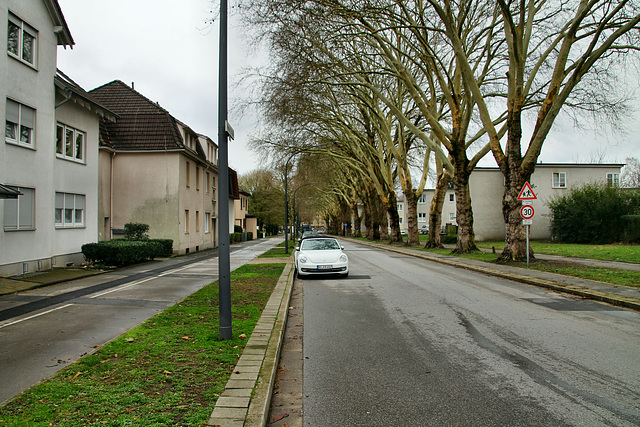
[521,205,534,220]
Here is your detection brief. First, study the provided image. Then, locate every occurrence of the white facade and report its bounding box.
[1,1,106,276]
[397,164,623,241]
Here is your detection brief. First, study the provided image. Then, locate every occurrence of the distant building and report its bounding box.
[89,80,238,254]
[396,164,623,240]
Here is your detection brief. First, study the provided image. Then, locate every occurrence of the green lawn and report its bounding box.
[0,263,284,426]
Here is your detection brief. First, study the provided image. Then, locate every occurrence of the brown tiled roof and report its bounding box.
[89,80,186,152]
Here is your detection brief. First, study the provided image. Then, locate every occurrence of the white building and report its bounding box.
[397,164,623,241]
[1,0,114,276]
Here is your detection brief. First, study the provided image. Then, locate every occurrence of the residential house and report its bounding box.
[396,164,624,241]
[89,80,239,254]
[1,0,114,276]
[234,189,257,238]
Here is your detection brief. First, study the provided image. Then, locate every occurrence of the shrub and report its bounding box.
[82,240,164,266]
[549,184,640,243]
[622,215,640,243]
[234,225,243,233]
[150,239,173,256]
[124,223,149,240]
[230,232,243,243]
[246,231,253,241]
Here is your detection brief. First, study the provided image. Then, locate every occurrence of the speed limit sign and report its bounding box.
[520,205,535,220]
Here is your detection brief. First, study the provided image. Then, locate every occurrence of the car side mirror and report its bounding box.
[295,246,300,251]
[341,246,345,250]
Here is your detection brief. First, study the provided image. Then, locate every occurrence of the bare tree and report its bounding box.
[428,0,640,260]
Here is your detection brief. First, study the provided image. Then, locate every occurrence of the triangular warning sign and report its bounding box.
[518,182,537,200]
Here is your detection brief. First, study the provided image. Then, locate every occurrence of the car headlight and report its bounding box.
[339,254,347,262]
[299,255,308,263]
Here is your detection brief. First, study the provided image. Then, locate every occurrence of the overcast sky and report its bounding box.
[56,0,640,177]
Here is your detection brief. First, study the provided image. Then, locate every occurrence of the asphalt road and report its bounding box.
[302,240,640,426]
[0,238,277,405]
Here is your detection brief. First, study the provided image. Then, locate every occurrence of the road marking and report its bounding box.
[0,304,74,329]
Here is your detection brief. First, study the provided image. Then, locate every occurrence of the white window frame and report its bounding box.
[418,212,427,222]
[449,213,456,222]
[418,194,427,204]
[397,203,403,212]
[205,212,211,233]
[449,194,455,202]
[552,172,567,189]
[5,98,35,148]
[7,13,38,68]
[3,186,35,231]
[56,123,86,163]
[606,173,620,187]
[55,192,85,228]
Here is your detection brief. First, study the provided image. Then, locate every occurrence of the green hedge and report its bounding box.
[622,215,640,243]
[230,232,243,243]
[82,239,172,266]
[549,184,640,243]
[247,231,253,241]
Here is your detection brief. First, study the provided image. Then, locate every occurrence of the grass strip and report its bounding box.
[259,240,296,258]
[0,263,284,427]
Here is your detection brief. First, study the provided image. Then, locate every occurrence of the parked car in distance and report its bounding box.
[295,236,348,278]
[420,224,429,234]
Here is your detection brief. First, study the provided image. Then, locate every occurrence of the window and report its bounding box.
[398,204,403,211]
[205,212,211,233]
[7,13,37,66]
[196,167,200,191]
[5,99,35,147]
[449,194,454,202]
[607,173,620,187]
[55,123,85,162]
[418,194,427,204]
[185,162,190,187]
[206,172,210,194]
[195,211,200,232]
[449,213,456,222]
[185,210,190,233]
[3,186,34,230]
[552,172,567,188]
[418,213,427,222]
[55,192,85,228]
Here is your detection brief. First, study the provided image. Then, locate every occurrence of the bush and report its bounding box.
[246,231,253,241]
[234,225,243,233]
[124,223,149,240]
[230,232,243,243]
[441,234,458,244]
[82,240,165,266]
[549,184,640,243]
[622,215,640,243]
[150,239,173,256]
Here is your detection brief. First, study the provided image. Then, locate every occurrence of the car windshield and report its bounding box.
[301,239,340,251]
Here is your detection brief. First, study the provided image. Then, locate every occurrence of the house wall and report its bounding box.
[98,148,113,241]
[51,98,100,254]
[109,152,217,255]
[0,1,82,276]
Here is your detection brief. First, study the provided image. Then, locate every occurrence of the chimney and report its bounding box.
[131,82,135,90]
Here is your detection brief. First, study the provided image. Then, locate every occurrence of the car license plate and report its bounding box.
[317,265,333,270]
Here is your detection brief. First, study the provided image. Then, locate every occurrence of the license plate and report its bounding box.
[317,265,333,270]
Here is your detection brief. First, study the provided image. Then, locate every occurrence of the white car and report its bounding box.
[294,236,349,277]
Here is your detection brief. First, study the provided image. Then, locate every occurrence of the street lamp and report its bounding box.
[284,144,327,254]
[217,0,233,341]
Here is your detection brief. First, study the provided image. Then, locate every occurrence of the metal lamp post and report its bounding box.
[217,0,233,341]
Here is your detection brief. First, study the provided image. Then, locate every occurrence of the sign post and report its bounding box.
[517,183,537,266]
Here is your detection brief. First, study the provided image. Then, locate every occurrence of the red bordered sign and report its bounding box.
[517,182,537,200]
[520,205,535,219]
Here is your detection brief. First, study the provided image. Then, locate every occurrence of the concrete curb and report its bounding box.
[207,261,294,427]
[346,238,640,312]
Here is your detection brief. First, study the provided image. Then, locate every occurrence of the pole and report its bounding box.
[526,224,530,267]
[217,0,232,340]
